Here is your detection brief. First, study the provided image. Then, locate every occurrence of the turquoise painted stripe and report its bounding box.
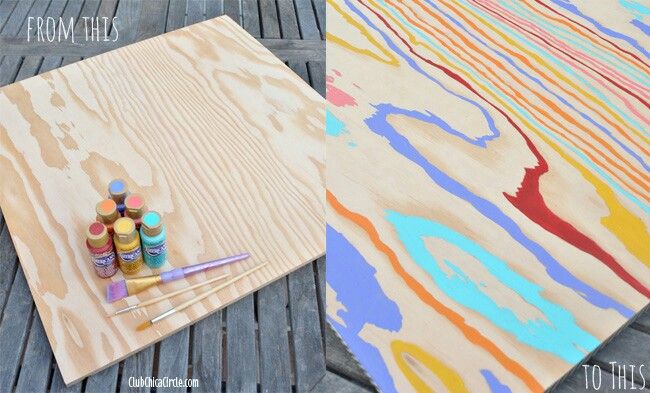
[386,210,600,363]
[326,109,348,136]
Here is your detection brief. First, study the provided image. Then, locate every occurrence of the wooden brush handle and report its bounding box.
[138,273,230,308]
[173,263,267,313]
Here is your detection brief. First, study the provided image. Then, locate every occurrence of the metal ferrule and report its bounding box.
[114,305,137,315]
[150,308,177,324]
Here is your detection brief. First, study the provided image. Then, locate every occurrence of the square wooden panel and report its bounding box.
[0,16,324,384]
[325,1,649,392]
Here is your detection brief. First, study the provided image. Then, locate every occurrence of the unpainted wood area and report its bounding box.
[0,0,347,392]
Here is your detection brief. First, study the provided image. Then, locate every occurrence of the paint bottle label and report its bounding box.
[118,248,142,263]
[144,242,166,257]
[92,249,116,267]
[91,249,118,278]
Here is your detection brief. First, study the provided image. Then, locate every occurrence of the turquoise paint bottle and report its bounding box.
[140,211,167,268]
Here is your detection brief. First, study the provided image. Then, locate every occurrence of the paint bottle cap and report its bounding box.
[96,199,119,223]
[114,217,137,243]
[141,211,163,237]
[125,194,146,219]
[108,179,128,204]
[86,222,109,248]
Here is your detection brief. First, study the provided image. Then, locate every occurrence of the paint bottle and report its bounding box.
[113,217,144,275]
[125,194,147,229]
[96,199,119,235]
[86,222,118,278]
[140,211,167,269]
[108,179,128,215]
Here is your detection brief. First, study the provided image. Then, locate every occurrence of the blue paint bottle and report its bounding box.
[108,179,128,215]
[140,211,167,268]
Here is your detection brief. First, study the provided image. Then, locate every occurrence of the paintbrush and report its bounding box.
[111,272,230,316]
[107,253,250,303]
[137,263,266,331]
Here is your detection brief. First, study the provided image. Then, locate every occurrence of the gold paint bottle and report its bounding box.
[113,217,144,275]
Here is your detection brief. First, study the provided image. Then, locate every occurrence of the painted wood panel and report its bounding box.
[325,1,649,392]
[0,16,324,385]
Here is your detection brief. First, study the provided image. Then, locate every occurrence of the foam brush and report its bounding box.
[137,263,267,331]
[106,253,250,303]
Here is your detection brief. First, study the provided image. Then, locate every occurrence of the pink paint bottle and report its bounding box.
[86,222,118,278]
[124,193,147,229]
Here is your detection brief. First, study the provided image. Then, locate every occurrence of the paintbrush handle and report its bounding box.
[150,263,266,324]
[174,263,265,312]
[160,253,250,283]
[138,273,230,308]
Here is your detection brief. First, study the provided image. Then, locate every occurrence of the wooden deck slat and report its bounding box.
[259,0,280,39]
[0,224,19,317]
[312,0,324,40]
[592,328,650,381]
[14,312,53,393]
[288,264,326,392]
[157,327,190,393]
[324,324,369,386]
[56,0,86,68]
[223,0,240,25]
[50,367,82,393]
[39,56,63,73]
[186,0,205,26]
[277,0,300,39]
[111,0,141,42]
[0,37,325,62]
[14,55,40,81]
[97,0,119,33]
[225,295,257,393]
[166,0,187,32]
[119,345,155,393]
[634,306,650,330]
[241,0,260,37]
[549,368,643,393]
[257,278,292,393]
[310,371,373,393]
[293,0,320,39]
[84,364,119,393]
[289,61,309,85]
[28,0,67,74]
[308,61,325,97]
[0,0,34,37]
[0,0,39,86]
[205,0,224,19]
[135,0,169,39]
[0,0,18,33]
[191,311,223,392]
[314,257,326,349]
[0,268,34,390]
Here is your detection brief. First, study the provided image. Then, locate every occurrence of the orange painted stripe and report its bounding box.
[327,190,543,393]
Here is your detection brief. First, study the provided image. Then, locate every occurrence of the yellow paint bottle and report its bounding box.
[113,217,143,275]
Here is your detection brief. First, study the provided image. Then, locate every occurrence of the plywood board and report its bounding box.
[325,0,649,392]
[0,16,324,385]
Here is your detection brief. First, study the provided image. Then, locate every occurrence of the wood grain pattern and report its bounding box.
[0,15,324,385]
[326,0,649,392]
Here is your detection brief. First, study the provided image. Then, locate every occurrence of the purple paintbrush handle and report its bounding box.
[160,253,251,283]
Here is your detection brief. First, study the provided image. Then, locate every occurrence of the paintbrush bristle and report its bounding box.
[136,320,152,332]
[106,280,128,303]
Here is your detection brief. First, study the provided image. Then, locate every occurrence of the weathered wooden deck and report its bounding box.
[0,1,648,392]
